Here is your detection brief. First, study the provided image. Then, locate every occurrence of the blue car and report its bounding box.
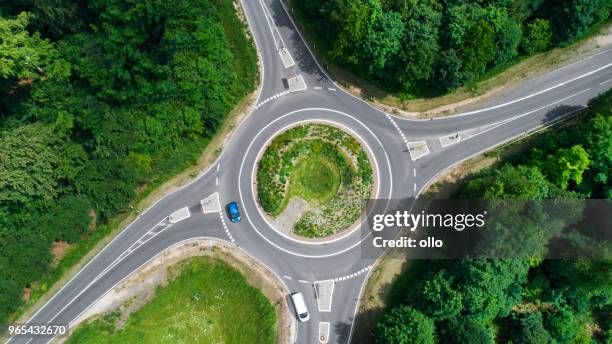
[226,202,241,223]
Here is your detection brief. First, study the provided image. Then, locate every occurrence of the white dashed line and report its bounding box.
[283,275,293,280]
[298,279,309,284]
[384,113,410,148]
[254,90,291,109]
[314,86,322,90]
[216,163,220,172]
[215,177,218,186]
[218,211,235,243]
[413,168,416,177]
[327,88,336,91]
[413,183,417,192]
[332,265,373,282]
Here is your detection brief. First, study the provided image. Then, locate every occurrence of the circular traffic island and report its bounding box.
[256,124,374,238]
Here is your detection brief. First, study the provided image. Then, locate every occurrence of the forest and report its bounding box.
[294,0,610,94]
[375,90,611,343]
[0,0,257,324]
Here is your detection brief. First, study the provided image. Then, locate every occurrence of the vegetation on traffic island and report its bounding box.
[257,124,373,237]
[373,90,612,344]
[67,257,276,344]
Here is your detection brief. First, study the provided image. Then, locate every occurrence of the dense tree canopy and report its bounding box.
[295,0,610,92]
[375,90,611,343]
[0,0,257,325]
[375,305,436,344]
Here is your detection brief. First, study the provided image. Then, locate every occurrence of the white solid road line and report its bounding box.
[66,236,294,343]
[42,217,174,326]
[319,322,330,344]
[256,0,278,50]
[238,108,394,258]
[459,88,592,146]
[257,0,286,48]
[247,118,383,245]
[600,77,612,85]
[314,280,335,312]
[427,62,612,119]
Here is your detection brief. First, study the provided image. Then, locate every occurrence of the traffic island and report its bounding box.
[256,123,374,238]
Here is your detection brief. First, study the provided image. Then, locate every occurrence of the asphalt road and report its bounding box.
[6,0,612,343]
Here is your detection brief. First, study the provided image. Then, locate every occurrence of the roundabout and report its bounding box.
[11,0,612,342]
[238,108,394,255]
[256,123,374,239]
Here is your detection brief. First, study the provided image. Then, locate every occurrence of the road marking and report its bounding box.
[421,62,612,119]
[333,265,372,282]
[218,211,235,243]
[413,168,416,177]
[383,112,410,148]
[201,192,221,213]
[600,77,612,85]
[238,108,393,257]
[327,87,336,91]
[418,87,593,200]
[406,141,430,160]
[216,163,220,172]
[256,0,278,50]
[458,88,592,146]
[254,90,291,109]
[413,183,417,192]
[257,0,286,48]
[168,207,190,223]
[288,74,307,92]
[283,275,293,280]
[438,133,461,147]
[319,322,330,343]
[67,236,293,342]
[314,86,322,90]
[279,47,295,68]
[40,217,175,326]
[298,279,309,284]
[314,280,335,312]
[215,177,219,186]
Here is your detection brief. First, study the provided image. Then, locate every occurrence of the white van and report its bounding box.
[290,292,310,322]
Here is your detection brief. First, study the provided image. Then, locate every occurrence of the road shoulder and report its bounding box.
[14,0,263,326]
[71,239,294,343]
[284,4,611,118]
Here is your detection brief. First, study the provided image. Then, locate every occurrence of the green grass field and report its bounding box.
[290,155,341,205]
[66,258,276,344]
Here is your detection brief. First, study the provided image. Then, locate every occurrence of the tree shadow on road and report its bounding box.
[334,320,352,344]
[542,104,584,123]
